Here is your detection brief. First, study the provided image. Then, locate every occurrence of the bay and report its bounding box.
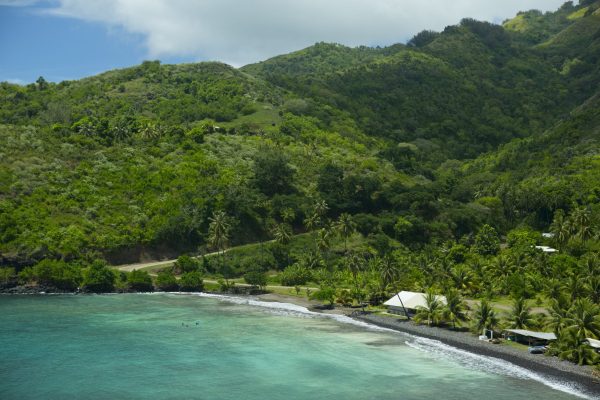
[0,294,591,399]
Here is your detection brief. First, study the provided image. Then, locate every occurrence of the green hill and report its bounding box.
[1,0,600,268]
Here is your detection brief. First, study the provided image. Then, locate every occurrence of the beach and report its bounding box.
[256,292,600,398]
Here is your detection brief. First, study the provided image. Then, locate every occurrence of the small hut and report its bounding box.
[503,329,557,346]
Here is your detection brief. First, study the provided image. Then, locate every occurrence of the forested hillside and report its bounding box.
[1,0,599,270]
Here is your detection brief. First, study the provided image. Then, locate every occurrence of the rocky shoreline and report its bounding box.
[352,313,599,398]
[0,284,74,294]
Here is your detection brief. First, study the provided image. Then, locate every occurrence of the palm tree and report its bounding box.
[450,265,474,294]
[139,122,162,140]
[443,289,468,329]
[317,228,331,252]
[314,199,329,219]
[208,210,231,281]
[490,255,515,295]
[334,213,356,254]
[543,278,563,302]
[346,253,364,306]
[414,290,443,326]
[304,213,319,232]
[550,209,570,249]
[546,295,571,335]
[472,300,498,336]
[571,207,593,241]
[272,223,292,246]
[301,251,324,270]
[280,208,295,224]
[550,329,599,366]
[581,253,600,277]
[378,255,399,289]
[304,212,321,253]
[507,297,533,329]
[564,299,600,340]
[273,223,293,267]
[587,275,600,304]
[564,274,588,302]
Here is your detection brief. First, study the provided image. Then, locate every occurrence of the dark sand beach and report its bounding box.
[256,292,599,398]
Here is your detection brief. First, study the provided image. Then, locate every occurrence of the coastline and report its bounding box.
[3,290,598,397]
[255,292,600,398]
[353,313,599,397]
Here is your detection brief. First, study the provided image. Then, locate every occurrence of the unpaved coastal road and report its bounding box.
[114,249,225,272]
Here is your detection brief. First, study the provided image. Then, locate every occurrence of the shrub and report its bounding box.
[180,271,204,292]
[0,267,16,286]
[156,270,179,291]
[311,286,336,305]
[127,270,154,292]
[244,270,267,289]
[20,259,82,291]
[173,255,200,274]
[82,260,115,293]
[241,254,276,273]
[279,264,312,286]
[474,224,500,256]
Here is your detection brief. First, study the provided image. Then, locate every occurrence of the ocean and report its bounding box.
[0,293,593,399]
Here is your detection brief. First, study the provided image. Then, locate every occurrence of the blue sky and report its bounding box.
[0,0,566,84]
[0,2,188,83]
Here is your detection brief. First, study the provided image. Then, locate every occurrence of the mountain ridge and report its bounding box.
[1,0,599,265]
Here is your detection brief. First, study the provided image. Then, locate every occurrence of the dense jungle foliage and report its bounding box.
[2,0,600,365]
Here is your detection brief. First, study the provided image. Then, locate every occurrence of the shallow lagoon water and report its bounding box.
[0,294,594,399]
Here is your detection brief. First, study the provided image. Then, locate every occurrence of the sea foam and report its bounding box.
[182,292,595,400]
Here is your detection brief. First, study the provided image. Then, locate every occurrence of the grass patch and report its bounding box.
[568,7,589,20]
[219,103,282,131]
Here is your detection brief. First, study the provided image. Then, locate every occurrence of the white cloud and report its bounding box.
[43,0,567,66]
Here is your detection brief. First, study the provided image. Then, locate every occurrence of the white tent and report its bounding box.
[384,291,447,315]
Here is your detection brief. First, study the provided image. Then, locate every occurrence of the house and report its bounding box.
[384,291,447,316]
[535,245,558,253]
[503,329,557,346]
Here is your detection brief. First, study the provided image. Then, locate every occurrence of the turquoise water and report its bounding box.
[0,294,592,399]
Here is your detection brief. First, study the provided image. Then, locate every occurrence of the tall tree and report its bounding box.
[272,223,293,267]
[272,223,292,246]
[346,252,364,305]
[547,295,572,335]
[414,290,443,326]
[208,210,231,282]
[474,224,500,256]
[570,207,593,241]
[564,299,600,340]
[472,300,498,335]
[507,297,533,329]
[550,209,570,249]
[443,289,468,329]
[334,213,356,254]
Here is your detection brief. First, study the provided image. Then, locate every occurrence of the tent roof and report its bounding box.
[586,338,600,348]
[384,291,447,310]
[505,329,557,341]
